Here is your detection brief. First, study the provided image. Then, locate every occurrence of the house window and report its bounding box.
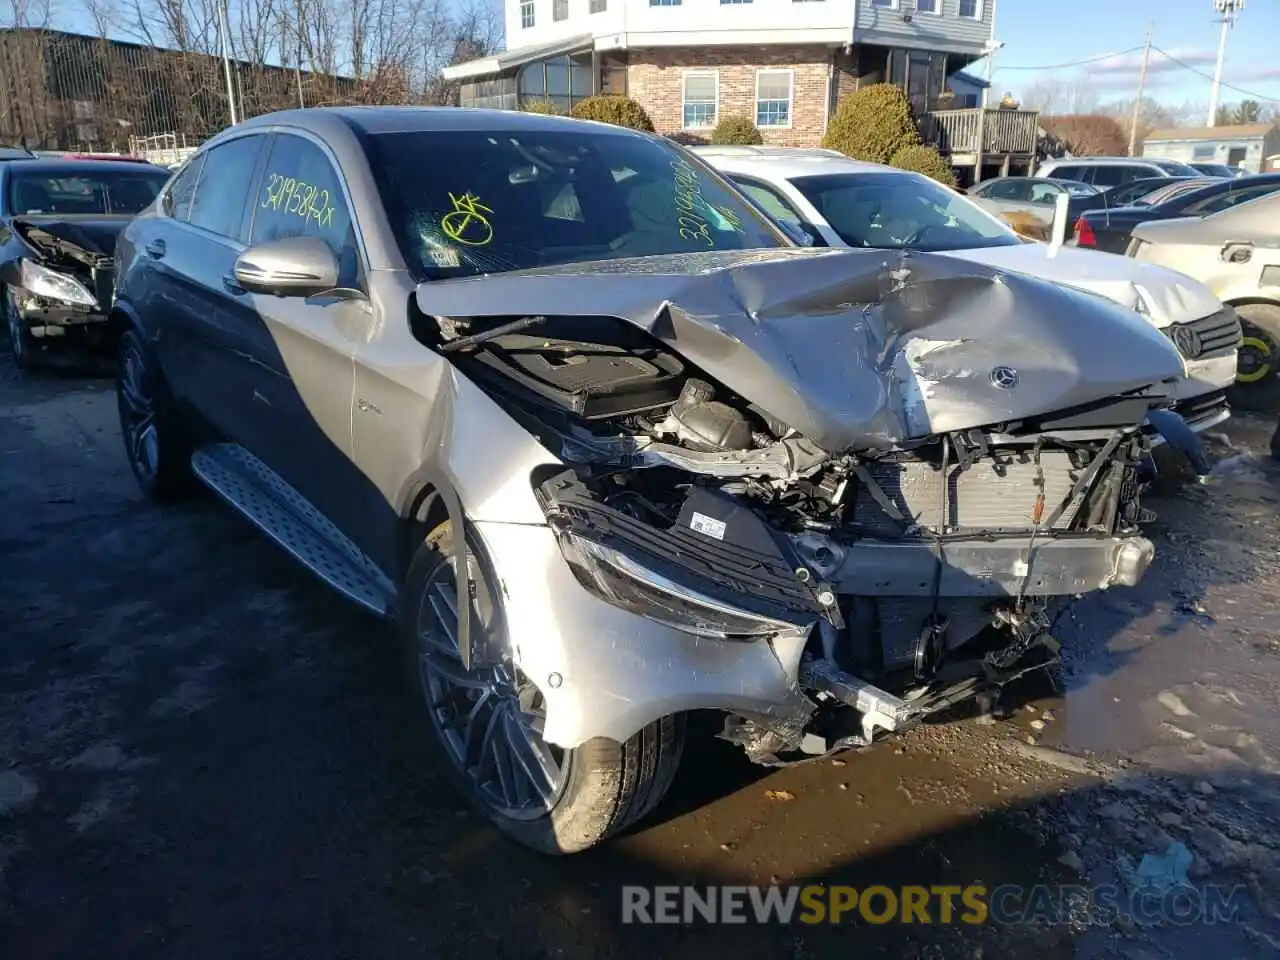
[959,0,981,18]
[650,0,681,6]
[1192,144,1215,160]
[721,0,752,4]
[755,69,793,128]
[553,0,567,20]
[917,0,940,12]
[683,72,718,129]
[590,0,606,10]
[521,0,535,28]
[871,0,897,7]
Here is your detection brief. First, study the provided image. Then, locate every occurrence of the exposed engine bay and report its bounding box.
[412,249,1195,764]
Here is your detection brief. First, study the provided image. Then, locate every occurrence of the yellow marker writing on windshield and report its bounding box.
[441,192,494,246]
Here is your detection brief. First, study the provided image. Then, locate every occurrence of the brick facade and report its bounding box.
[626,46,833,148]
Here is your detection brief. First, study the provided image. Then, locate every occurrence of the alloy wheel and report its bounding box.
[416,555,567,820]
[118,341,161,482]
[6,298,27,367]
[1237,329,1276,384]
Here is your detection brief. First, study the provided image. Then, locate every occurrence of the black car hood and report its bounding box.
[13,216,131,259]
[415,248,1187,452]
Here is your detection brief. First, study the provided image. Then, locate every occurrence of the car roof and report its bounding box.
[2,158,168,176]
[1043,157,1178,165]
[235,105,656,139]
[689,145,893,179]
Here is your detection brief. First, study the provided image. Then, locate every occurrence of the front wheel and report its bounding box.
[403,521,684,854]
[4,288,31,370]
[1230,305,1280,411]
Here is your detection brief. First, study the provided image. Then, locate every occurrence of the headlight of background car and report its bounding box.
[555,530,808,641]
[19,259,99,308]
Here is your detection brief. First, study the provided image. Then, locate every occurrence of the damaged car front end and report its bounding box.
[415,247,1186,766]
[6,219,117,350]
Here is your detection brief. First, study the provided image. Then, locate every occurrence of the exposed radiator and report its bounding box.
[853,450,1082,533]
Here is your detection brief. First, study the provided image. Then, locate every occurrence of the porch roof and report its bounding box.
[442,34,595,82]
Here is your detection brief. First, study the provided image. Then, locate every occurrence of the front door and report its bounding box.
[146,133,273,456]
[240,132,372,553]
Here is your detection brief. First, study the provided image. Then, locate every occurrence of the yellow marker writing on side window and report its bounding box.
[441,192,494,246]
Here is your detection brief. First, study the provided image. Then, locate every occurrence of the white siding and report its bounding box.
[505,0,857,51]
[854,0,992,54]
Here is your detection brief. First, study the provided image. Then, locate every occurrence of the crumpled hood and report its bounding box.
[416,248,1187,452]
[940,242,1222,328]
[13,216,131,258]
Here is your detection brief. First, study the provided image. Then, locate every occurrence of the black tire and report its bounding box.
[116,327,195,501]
[4,286,32,370]
[1229,305,1280,412]
[403,520,685,854]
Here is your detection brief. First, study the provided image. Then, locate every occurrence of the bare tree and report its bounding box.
[1018,79,1100,117]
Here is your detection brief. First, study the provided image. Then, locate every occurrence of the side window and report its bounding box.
[1028,183,1061,204]
[251,134,359,288]
[733,178,806,228]
[1089,165,1128,187]
[1048,165,1087,183]
[188,136,266,240]
[163,155,205,221]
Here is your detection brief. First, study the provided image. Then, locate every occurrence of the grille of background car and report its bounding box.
[1162,308,1243,360]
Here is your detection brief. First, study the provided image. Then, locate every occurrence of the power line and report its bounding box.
[997,47,1144,71]
[1151,46,1280,104]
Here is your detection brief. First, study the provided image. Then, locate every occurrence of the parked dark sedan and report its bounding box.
[1073,173,1280,254]
[1,158,171,368]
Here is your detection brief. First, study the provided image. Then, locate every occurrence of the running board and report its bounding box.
[191,443,395,617]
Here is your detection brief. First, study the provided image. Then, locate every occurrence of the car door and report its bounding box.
[240,131,372,549]
[143,133,272,453]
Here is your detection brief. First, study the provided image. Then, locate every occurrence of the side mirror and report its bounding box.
[233,236,339,297]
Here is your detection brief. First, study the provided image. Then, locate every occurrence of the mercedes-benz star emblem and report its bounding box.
[1171,324,1204,359]
[989,366,1019,390]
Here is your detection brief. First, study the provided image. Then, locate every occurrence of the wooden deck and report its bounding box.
[921,108,1040,174]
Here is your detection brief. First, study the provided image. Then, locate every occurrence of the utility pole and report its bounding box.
[1128,20,1153,157]
[1208,0,1245,127]
[217,0,238,125]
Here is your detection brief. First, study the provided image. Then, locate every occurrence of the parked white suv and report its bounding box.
[1034,156,1204,189]
[692,146,1238,434]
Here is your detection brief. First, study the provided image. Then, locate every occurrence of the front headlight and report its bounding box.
[556,531,807,641]
[19,259,99,308]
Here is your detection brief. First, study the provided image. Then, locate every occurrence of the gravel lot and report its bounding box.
[2,354,1278,959]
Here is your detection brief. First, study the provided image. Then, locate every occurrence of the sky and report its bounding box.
[987,0,1280,111]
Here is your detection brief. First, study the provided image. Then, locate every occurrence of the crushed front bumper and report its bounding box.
[9,287,111,346]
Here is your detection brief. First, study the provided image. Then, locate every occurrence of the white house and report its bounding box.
[444,0,1018,157]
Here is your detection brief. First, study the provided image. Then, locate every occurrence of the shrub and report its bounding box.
[520,99,563,115]
[710,115,763,146]
[667,131,709,146]
[889,144,957,187]
[822,83,920,164]
[569,95,655,132]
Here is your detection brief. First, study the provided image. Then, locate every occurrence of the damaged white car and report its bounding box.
[113,108,1200,854]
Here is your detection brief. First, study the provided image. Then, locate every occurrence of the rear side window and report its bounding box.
[250,134,360,287]
[1089,165,1144,187]
[163,155,205,221]
[1046,165,1087,182]
[986,179,1030,200]
[1183,181,1280,215]
[187,135,266,241]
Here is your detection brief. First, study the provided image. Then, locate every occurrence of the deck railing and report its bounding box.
[921,108,1040,155]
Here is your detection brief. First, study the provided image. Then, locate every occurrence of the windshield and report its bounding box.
[1193,163,1234,178]
[363,129,786,280]
[1151,160,1202,177]
[789,172,1021,252]
[8,167,170,215]
[1062,181,1098,196]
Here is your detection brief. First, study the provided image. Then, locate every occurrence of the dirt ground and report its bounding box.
[2,355,1278,959]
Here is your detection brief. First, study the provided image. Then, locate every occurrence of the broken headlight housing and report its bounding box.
[20,259,99,308]
[555,531,805,641]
